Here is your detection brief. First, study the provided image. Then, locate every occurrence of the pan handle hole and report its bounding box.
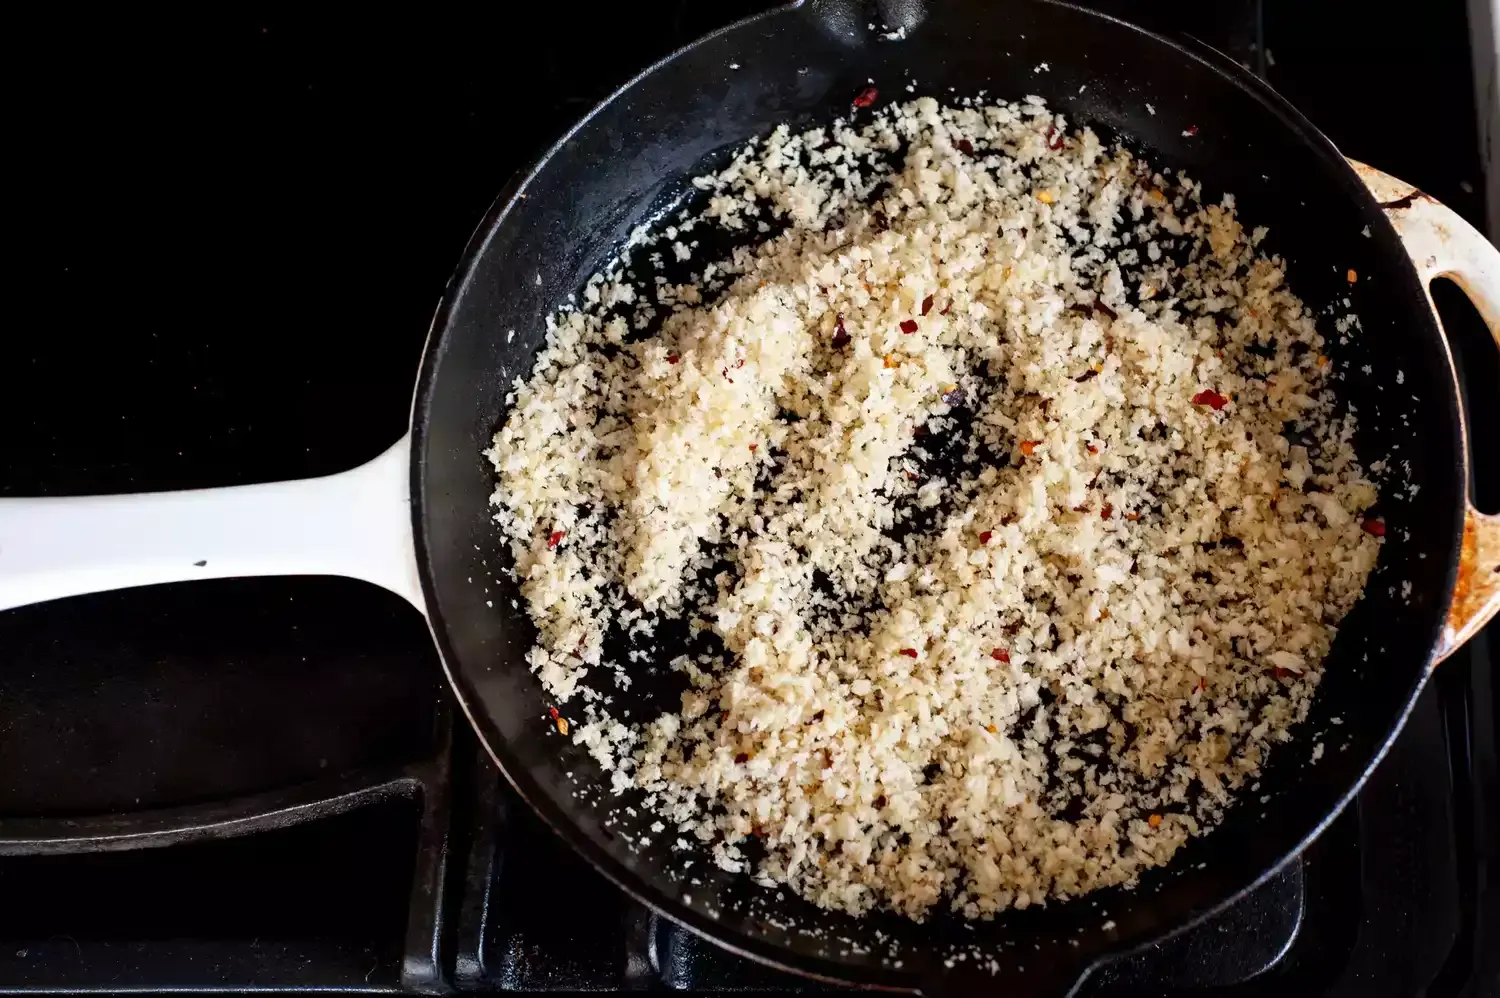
[1432,277,1500,515]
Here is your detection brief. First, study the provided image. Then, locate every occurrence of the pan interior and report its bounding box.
[412,0,1463,986]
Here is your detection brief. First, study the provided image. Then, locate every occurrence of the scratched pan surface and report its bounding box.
[409,1,1464,993]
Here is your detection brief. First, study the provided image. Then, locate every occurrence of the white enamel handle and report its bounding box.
[0,436,423,613]
[1350,160,1500,664]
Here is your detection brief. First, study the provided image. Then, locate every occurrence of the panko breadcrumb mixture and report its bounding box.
[487,95,1381,921]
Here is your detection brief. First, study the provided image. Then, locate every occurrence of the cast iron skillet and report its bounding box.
[2,2,1497,994]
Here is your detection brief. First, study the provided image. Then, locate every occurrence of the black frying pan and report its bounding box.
[2,2,1496,994]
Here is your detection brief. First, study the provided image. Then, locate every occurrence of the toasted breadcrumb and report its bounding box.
[488,96,1380,921]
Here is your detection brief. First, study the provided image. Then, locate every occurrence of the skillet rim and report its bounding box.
[406,0,1467,988]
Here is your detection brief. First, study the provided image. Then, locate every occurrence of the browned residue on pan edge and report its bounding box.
[1434,510,1500,666]
[1350,160,1414,204]
[1378,188,1435,211]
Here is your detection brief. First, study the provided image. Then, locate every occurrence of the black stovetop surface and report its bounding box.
[2,2,1495,995]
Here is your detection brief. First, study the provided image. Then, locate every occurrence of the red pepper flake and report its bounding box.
[735,358,745,368]
[547,530,566,549]
[1101,503,1114,520]
[548,706,560,720]
[1362,517,1386,537]
[667,352,681,364]
[991,649,1011,663]
[955,138,975,156]
[921,294,934,316]
[900,318,919,334]
[939,302,952,316]
[1198,677,1208,691]
[979,530,993,544]
[1183,124,1199,137]
[1192,389,1229,411]
[899,648,919,658]
[748,443,758,452]
[832,313,850,349]
[1125,512,1141,521]
[1086,443,1099,454]
[1045,125,1065,150]
[1271,667,1292,679]
[1019,440,1040,457]
[852,86,879,108]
